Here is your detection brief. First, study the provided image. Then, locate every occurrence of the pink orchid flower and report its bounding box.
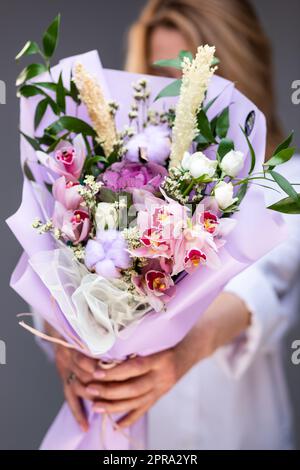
[184,248,207,274]
[133,264,176,312]
[52,176,83,211]
[131,190,189,261]
[52,201,90,245]
[36,134,86,182]
[193,200,237,249]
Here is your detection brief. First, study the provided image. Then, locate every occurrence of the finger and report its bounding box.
[86,374,153,401]
[92,392,153,415]
[64,386,89,432]
[55,348,72,378]
[117,405,150,429]
[95,356,152,382]
[70,363,94,385]
[71,378,101,401]
[71,351,98,375]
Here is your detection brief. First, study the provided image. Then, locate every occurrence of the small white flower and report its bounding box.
[214,181,237,210]
[182,151,217,179]
[181,151,192,170]
[95,202,118,230]
[220,150,244,177]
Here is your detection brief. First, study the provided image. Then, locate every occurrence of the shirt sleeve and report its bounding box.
[215,207,300,379]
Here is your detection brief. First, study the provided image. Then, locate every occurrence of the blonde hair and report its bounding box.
[125,0,283,155]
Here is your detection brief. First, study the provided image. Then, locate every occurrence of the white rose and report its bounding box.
[220,150,244,177]
[214,181,237,210]
[182,151,217,179]
[95,202,118,230]
[181,151,192,170]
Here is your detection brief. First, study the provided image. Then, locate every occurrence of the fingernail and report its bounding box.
[81,423,89,432]
[93,370,106,380]
[93,406,106,414]
[86,386,100,397]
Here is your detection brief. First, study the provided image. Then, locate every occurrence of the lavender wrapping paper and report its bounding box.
[7,51,287,449]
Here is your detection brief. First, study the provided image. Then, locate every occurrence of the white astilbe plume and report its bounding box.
[73,62,117,156]
[169,45,217,168]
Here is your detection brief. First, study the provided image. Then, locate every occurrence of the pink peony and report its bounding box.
[102,161,167,193]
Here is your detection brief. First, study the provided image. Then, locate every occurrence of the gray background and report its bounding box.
[0,0,299,450]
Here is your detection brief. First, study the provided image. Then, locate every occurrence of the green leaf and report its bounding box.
[36,133,57,147]
[216,107,229,139]
[240,125,256,174]
[20,131,41,151]
[43,14,61,59]
[217,138,234,160]
[273,131,294,156]
[45,116,97,136]
[210,115,218,135]
[236,182,248,205]
[45,132,70,153]
[47,98,60,116]
[194,133,211,151]
[45,183,53,194]
[153,58,182,70]
[69,78,81,104]
[265,147,295,168]
[212,57,220,66]
[91,166,101,178]
[35,81,58,92]
[18,84,60,119]
[154,79,182,101]
[16,63,48,86]
[268,196,300,214]
[179,50,193,62]
[18,84,44,98]
[15,41,41,60]
[56,72,66,113]
[34,98,48,130]
[203,87,227,113]
[269,170,299,201]
[194,133,210,144]
[153,50,193,70]
[203,95,219,113]
[84,155,107,172]
[23,161,35,181]
[197,110,216,143]
[107,149,121,166]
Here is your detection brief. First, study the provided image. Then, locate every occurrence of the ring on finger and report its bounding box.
[66,372,77,385]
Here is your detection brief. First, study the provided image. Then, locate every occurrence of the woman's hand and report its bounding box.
[51,291,251,430]
[89,320,215,428]
[54,344,100,432]
[89,292,251,428]
[89,348,186,429]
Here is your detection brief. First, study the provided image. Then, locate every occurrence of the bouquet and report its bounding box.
[7,15,300,449]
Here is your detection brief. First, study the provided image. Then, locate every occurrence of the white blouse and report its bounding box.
[148,157,300,450]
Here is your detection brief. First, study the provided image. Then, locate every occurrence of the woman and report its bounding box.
[46,0,300,449]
